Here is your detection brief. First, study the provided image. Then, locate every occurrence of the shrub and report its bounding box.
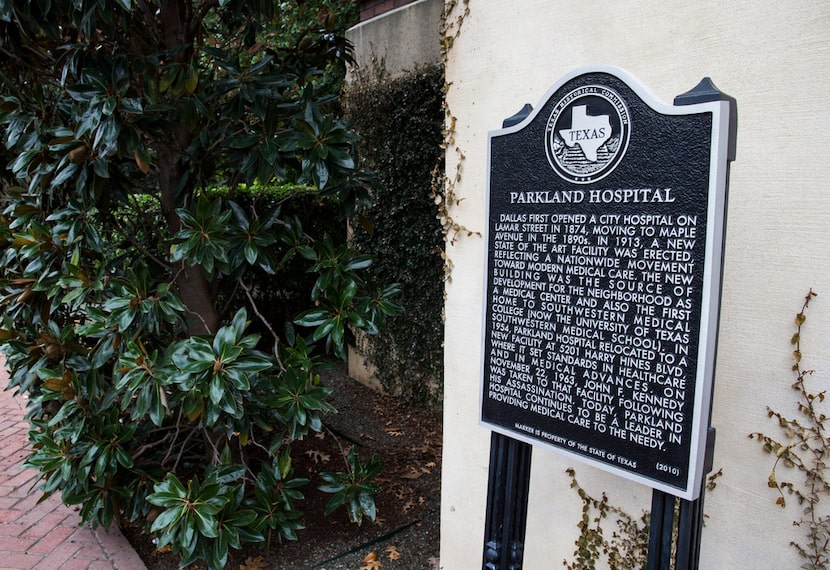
[0,1,399,568]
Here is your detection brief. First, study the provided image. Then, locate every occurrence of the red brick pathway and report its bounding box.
[0,366,147,570]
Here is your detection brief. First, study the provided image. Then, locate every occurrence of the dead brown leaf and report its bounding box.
[239,555,267,570]
[385,546,401,560]
[360,550,383,570]
[134,150,150,173]
[304,449,331,464]
[401,467,424,479]
[384,426,404,437]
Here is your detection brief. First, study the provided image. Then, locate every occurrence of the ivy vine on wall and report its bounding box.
[564,468,722,569]
[343,64,446,406]
[750,290,829,569]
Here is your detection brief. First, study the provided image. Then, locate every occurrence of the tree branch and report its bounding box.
[238,277,284,371]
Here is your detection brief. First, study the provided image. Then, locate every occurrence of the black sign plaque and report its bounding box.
[480,66,733,500]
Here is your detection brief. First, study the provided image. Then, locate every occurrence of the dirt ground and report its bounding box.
[123,363,443,570]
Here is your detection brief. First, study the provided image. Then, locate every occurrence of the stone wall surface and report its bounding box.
[440,2,830,568]
[357,0,423,22]
[348,0,443,78]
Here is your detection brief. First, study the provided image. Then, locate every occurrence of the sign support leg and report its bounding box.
[646,427,716,569]
[482,432,533,570]
[675,489,705,570]
[647,489,676,570]
[646,481,706,570]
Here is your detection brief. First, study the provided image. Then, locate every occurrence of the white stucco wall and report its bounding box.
[440,2,830,568]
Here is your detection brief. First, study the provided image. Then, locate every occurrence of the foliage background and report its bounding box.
[0,1,410,567]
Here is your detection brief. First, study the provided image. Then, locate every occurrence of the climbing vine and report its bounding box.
[750,290,830,569]
[436,0,479,285]
[338,0,475,403]
[564,468,722,569]
[564,468,651,570]
[344,65,445,406]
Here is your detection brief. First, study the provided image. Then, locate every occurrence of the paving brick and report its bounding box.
[0,520,28,538]
[0,533,38,551]
[0,454,30,473]
[68,527,102,546]
[0,482,30,499]
[6,498,42,520]
[0,551,43,569]
[0,439,30,458]
[19,500,71,525]
[58,558,95,570]
[3,468,39,492]
[38,541,84,568]
[71,541,108,559]
[27,524,77,554]
[23,512,73,539]
[0,508,28,524]
[0,497,19,509]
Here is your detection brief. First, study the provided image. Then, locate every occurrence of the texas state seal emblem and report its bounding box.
[545,85,631,184]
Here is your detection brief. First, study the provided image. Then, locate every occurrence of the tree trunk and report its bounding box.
[158,144,219,336]
[154,0,218,336]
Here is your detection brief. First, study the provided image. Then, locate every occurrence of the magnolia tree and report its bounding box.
[0,1,400,567]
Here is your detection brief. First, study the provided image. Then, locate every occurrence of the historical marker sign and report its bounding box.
[480,66,733,500]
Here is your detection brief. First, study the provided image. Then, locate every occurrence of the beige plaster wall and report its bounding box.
[440,2,830,568]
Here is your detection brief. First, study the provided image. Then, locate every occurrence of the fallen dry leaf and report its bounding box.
[239,555,267,570]
[304,449,331,464]
[384,426,404,436]
[360,550,383,570]
[401,467,424,479]
[392,485,413,500]
[385,546,401,560]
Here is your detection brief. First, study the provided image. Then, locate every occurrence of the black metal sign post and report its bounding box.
[646,78,737,570]
[482,106,536,570]
[480,67,736,569]
[482,432,532,570]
